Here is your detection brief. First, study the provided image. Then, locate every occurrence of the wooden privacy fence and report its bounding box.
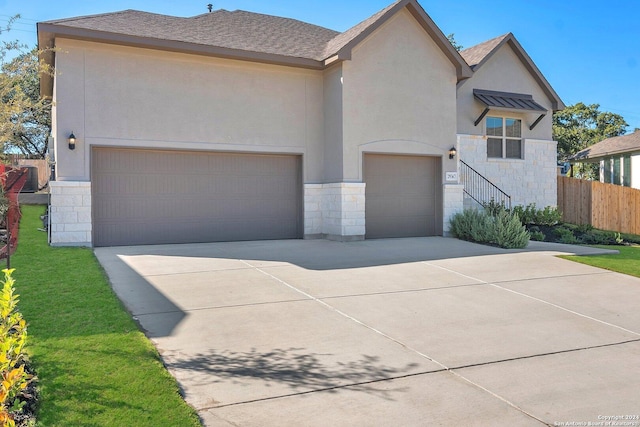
[557,176,640,235]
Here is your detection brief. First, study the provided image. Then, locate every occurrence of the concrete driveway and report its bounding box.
[94,238,640,426]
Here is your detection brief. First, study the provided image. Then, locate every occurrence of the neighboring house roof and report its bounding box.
[38,0,472,96]
[460,33,565,111]
[571,130,640,161]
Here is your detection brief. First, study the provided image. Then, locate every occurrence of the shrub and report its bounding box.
[483,198,508,217]
[449,209,492,243]
[575,223,594,234]
[554,226,579,244]
[0,269,35,427]
[450,208,530,249]
[512,204,561,226]
[529,230,546,241]
[536,206,562,226]
[492,210,531,248]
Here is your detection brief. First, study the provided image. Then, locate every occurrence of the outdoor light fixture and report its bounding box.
[68,132,76,150]
[449,146,457,159]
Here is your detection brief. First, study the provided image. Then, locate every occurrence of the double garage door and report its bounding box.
[364,153,442,239]
[92,148,302,247]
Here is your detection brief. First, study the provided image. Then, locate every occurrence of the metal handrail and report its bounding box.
[459,160,511,210]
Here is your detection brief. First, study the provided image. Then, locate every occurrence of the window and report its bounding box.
[623,156,631,187]
[486,116,522,159]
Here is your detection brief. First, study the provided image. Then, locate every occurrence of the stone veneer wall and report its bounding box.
[304,183,366,241]
[458,135,558,208]
[443,184,464,236]
[49,181,92,246]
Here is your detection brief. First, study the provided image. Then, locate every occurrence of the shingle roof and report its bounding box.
[460,33,510,69]
[322,0,402,59]
[42,9,341,61]
[37,0,472,96]
[571,130,640,161]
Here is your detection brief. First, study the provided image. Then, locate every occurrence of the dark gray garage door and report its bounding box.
[364,153,442,239]
[92,148,302,247]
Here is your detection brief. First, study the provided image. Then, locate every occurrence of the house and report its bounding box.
[570,130,640,188]
[457,33,565,208]
[37,0,561,247]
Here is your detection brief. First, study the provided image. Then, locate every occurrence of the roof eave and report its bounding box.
[572,148,640,162]
[36,22,326,94]
[332,0,472,82]
[506,37,565,111]
[37,24,55,98]
[465,33,565,111]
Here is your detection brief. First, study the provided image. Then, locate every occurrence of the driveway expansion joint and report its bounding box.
[240,260,555,426]
[449,338,640,371]
[424,262,640,337]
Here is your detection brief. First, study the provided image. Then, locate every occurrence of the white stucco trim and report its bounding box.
[49,181,92,246]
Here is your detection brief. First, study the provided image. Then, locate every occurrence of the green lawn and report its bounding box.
[11,205,201,426]
[560,245,640,278]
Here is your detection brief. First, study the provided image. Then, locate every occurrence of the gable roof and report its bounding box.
[38,0,472,96]
[460,33,565,111]
[571,130,640,161]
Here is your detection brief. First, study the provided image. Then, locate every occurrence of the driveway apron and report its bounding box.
[94,238,640,426]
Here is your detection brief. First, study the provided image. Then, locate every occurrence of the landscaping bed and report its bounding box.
[450,202,640,249]
[527,223,640,246]
[10,205,201,426]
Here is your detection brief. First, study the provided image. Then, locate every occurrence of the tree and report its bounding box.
[0,46,52,158]
[553,103,628,159]
[447,33,463,52]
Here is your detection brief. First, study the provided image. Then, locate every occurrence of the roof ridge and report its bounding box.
[43,9,157,25]
[192,9,339,34]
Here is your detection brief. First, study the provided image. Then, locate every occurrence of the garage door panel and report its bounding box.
[364,154,442,239]
[92,148,302,246]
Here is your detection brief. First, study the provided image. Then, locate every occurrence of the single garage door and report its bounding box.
[92,148,302,246]
[364,153,442,239]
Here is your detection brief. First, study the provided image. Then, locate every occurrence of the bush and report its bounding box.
[554,226,580,244]
[492,210,531,248]
[0,269,35,427]
[483,199,508,217]
[512,204,561,226]
[529,230,546,241]
[449,208,491,243]
[450,208,530,249]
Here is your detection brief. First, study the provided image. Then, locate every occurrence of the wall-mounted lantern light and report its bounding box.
[449,146,457,159]
[68,132,76,150]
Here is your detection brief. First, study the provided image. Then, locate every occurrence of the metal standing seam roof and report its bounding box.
[460,33,565,112]
[473,89,547,112]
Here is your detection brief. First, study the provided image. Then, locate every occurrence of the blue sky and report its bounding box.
[1,0,638,132]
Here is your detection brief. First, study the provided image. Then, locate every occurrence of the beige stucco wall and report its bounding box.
[50,7,467,242]
[323,64,344,183]
[341,8,458,182]
[457,44,554,140]
[52,38,326,183]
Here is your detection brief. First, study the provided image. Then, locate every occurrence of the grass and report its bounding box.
[560,245,640,278]
[10,205,201,426]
